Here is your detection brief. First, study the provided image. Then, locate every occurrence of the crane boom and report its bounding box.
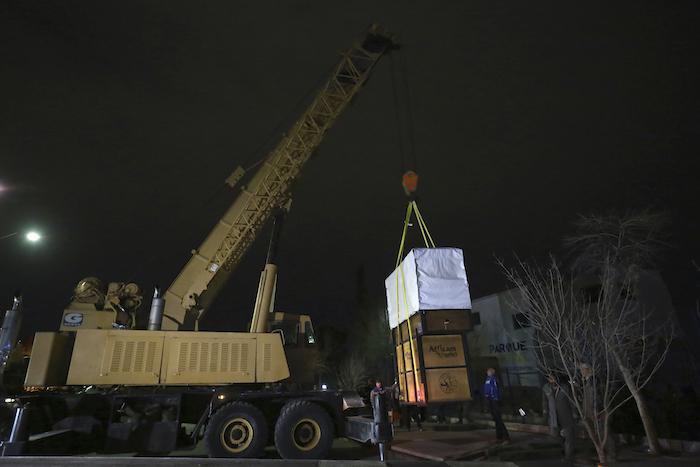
[162,24,398,330]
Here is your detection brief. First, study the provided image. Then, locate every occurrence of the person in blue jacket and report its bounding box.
[482,368,510,443]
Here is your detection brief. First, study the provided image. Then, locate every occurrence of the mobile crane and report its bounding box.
[0,24,398,459]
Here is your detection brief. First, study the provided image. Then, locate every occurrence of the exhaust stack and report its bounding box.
[0,294,23,381]
[147,287,165,331]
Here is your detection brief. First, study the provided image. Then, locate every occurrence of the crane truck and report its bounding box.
[0,24,398,459]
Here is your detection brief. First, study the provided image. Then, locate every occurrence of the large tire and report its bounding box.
[274,400,334,459]
[204,402,267,458]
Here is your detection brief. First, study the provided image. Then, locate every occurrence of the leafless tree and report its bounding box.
[563,209,671,454]
[322,307,391,393]
[501,255,671,463]
[336,352,371,392]
[564,209,669,277]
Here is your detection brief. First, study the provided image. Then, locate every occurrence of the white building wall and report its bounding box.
[468,270,677,389]
[469,288,539,388]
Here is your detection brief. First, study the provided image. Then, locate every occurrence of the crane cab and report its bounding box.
[269,312,318,387]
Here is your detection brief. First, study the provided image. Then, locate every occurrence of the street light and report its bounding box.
[0,232,41,242]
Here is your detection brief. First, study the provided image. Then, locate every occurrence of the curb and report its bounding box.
[0,457,522,467]
[464,419,700,454]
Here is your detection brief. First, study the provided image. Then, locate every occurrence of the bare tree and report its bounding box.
[501,256,671,463]
[564,209,671,454]
[336,352,371,392]
[565,209,669,277]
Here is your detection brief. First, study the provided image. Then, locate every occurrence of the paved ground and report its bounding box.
[386,423,700,465]
[2,421,699,466]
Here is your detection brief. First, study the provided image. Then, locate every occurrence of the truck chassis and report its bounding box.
[3,387,356,458]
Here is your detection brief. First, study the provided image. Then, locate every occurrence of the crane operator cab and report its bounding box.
[269,312,318,387]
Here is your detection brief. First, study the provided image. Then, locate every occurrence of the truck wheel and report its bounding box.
[274,400,334,459]
[204,402,267,458]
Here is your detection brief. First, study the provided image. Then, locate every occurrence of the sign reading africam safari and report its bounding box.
[421,335,466,368]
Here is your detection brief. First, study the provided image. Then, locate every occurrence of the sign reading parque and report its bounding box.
[489,340,527,354]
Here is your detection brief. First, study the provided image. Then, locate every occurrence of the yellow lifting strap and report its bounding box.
[393,196,434,403]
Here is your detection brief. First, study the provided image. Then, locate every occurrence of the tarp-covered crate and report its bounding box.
[387,247,474,406]
[385,247,471,329]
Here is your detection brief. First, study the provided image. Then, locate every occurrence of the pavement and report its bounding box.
[384,422,700,466]
[1,421,699,466]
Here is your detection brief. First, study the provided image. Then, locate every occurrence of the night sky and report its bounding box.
[1,1,698,337]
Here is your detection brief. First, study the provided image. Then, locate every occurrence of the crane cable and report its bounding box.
[390,48,418,176]
[390,47,427,403]
[393,186,434,403]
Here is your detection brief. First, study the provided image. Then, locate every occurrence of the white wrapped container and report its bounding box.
[385,247,471,329]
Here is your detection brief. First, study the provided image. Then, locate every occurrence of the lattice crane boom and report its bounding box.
[162,24,398,330]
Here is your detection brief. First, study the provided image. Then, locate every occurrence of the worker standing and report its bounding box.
[482,368,510,444]
[543,373,577,460]
[369,380,398,407]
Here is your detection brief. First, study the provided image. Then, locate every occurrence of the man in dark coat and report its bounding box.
[542,374,560,437]
[543,373,577,460]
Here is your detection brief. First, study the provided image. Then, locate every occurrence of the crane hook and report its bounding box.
[402,171,418,197]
